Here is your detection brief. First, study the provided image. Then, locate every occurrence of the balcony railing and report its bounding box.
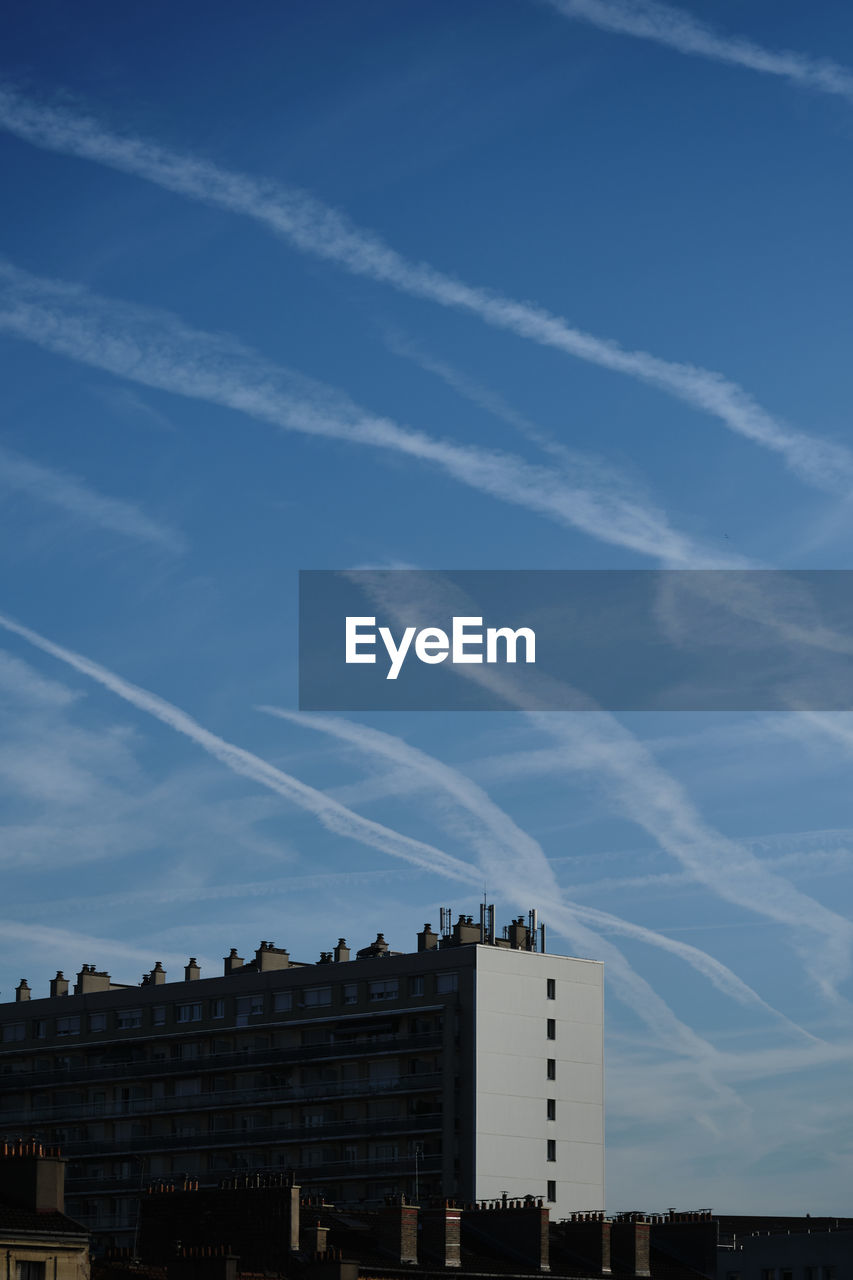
[0,1032,442,1090]
[53,1111,444,1159]
[0,1071,444,1127]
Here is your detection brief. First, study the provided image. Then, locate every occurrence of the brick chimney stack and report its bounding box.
[0,1139,66,1213]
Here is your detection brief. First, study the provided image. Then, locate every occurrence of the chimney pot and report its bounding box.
[50,972,69,998]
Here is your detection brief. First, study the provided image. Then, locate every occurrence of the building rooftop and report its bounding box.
[2,906,558,1007]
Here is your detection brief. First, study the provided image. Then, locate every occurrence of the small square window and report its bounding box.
[436,972,458,994]
[342,984,358,1005]
[152,1005,166,1026]
[17,1261,46,1280]
[176,1002,202,1023]
[88,1013,106,1033]
[273,991,292,1012]
[211,998,225,1018]
[408,975,425,997]
[117,1009,142,1030]
[57,1015,81,1036]
[547,1179,556,1202]
[547,1098,556,1121]
[2,1022,25,1043]
[32,1020,48,1039]
[546,978,556,999]
[546,1018,556,1039]
[546,1059,556,1080]
[546,1139,556,1161]
[368,979,399,1002]
[302,986,331,1008]
[236,994,265,1024]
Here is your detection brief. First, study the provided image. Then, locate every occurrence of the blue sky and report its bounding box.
[2,0,853,1213]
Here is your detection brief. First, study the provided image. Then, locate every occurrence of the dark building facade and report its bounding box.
[0,910,604,1247]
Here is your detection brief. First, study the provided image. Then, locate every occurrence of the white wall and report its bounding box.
[474,946,604,1220]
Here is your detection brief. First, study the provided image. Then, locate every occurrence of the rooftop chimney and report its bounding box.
[184,958,200,982]
[0,1140,66,1213]
[508,916,529,950]
[50,971,69,998]
[418,923,438,952]
[356,932,390,959]
[224,948,244,975]
[75,964,112,995]
[556,1215,611,1274]
[15,979,30,1003]
[421,1204,461,1268]
[452,915,481,947]
[378,1198,419,1264]
[254,941,290,972]
[334,938,350,963]
[461,1200,550,1272]
[611,1219,650,1277]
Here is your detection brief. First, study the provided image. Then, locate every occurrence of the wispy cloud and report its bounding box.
[0,608,482,887]
[0,647,79,707]
[89,384,176,433]
[0,607,736,1069]
[0,440,184,551]
[353,569,853,1002]
[0,85,847,492]
[0,261,722,566]
[0,919,187,975]
[386,329,656,497]
[262,705,815,1042]
[539,0,853,103]
[29,868,409,918]
[386,329,568,458]
[532,711,853,1002]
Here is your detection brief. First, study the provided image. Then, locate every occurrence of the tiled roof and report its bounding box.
[0,1202,88,1237]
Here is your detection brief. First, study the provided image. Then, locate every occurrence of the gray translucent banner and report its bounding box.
[298,570,853,711]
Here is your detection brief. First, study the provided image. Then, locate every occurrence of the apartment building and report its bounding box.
[0,908,604,1247]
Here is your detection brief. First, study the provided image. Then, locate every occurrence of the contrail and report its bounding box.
[261,705,818,1042]
[0,441,184,551]
[0,261,725,566]
[353,568,853,1001]
[0,84,848,493]
[539,0,853,103]
[0,608,731,1068]
[386,329,623,475]
[531,709,853,1003]
[0,919,186,972]
[0,610,475,887]
[29,868,408,917]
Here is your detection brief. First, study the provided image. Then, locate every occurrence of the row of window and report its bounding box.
[1,972,460,1043]
[1,972,458,1044]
